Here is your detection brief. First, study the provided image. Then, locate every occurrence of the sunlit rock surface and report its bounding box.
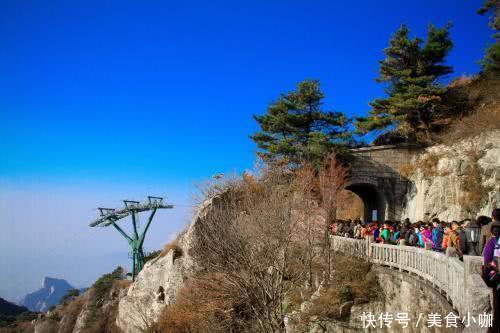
[115,199,209,333]
[286,266,462,333]
[403,130,500,221]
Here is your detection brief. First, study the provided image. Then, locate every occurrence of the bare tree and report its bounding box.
[293,165,324,289]
[191,169,305,333]
[319,153,349,280]
[164,160,348,333]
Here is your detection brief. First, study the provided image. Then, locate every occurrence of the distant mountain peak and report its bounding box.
[41,277,72,289]
[23,276,75,312]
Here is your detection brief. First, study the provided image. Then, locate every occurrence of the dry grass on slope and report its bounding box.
[298,255,378,323]
[439,75,500,144]
[159,239,183,261]
[151,274,248,333]
[0,321,35,333]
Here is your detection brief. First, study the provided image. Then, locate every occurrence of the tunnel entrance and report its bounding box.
[336,190,364,221]
[344,183,386,223]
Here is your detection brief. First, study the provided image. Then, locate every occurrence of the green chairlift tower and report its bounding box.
[89,196,173,280]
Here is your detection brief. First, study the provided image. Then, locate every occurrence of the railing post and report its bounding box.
[462,256,491,333]
[446,247,457,258]
[366,236,372,259]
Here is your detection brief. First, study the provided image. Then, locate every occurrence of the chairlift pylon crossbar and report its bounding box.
[90,198,172,227]
[89,196,173,280]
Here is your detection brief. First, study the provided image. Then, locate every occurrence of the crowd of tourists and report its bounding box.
[331,209,500,330]
[330,211,500,257]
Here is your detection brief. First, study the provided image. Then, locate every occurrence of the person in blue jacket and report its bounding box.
[431,218,444,251]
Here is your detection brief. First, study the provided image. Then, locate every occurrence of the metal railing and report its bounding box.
[330,235,486,317]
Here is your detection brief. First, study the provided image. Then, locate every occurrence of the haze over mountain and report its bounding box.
[22,277,75,312]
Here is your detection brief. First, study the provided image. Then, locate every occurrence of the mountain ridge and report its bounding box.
[22,277,74,312]
[0,298,28,317]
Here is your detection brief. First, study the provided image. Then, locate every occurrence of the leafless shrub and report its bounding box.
[0,321,35,333]
[152,274,253,333]
[152,162,374,333]
[192,173,241,205]
[319,153,349,280]
[399,163,418,179]
[293,165,323,289]
[189,168,305,333]
[82,277,129,333]
[319,154,349,224]
[419,152,442,177]
[154,166,318,332]
[439,75,500,144]
[458,147,493,216]
[442,104,500,144]
[447,75,473,88]
[294,255,378,330]
[160,239,183,260]
[57,297,85,333]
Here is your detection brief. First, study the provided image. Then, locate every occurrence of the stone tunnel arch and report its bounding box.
[347,145,423,222]
[345,181,387,223]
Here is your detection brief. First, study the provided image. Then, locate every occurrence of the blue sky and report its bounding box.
[0,0,493,301]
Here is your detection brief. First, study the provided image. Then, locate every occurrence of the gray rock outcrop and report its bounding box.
[115,198,211,333]
[403,130,500,221]
[286,266,463,333]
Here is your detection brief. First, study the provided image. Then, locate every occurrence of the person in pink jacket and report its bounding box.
[420,225,434,249]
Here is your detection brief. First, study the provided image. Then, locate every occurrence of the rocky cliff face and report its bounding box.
[115,198,211,333]
[7,197,214,333]
[287,266,461,333]
[402,130,500,221]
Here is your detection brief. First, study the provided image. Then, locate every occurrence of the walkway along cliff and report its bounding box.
[330,235,491,333]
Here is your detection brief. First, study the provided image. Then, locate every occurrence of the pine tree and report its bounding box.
[355,24,453,144]
[478,0,500,74]
[251,80,350,167]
